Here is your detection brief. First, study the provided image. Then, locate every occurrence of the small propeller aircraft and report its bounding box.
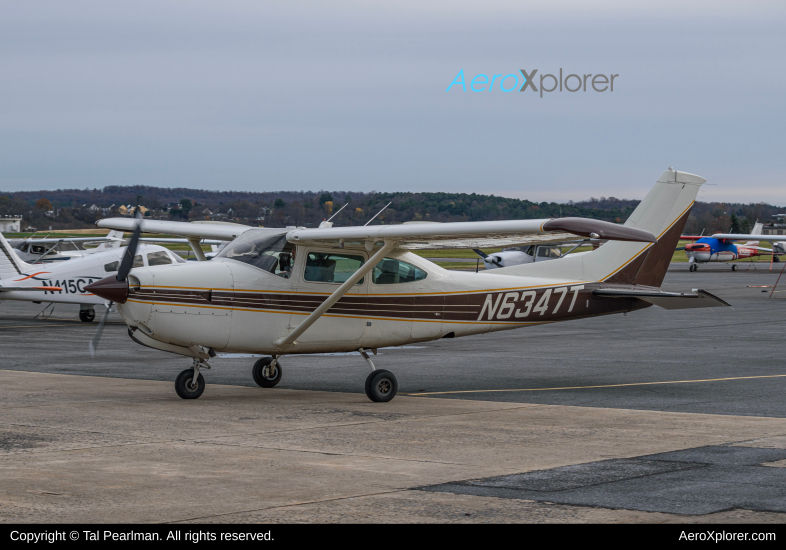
[473,241,596,269]
[86,168,730,403]
[682,222,785,271]
[0,233,186,321]
[9,231,126,263]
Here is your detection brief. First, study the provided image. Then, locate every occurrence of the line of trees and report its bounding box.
[0,187,782,233]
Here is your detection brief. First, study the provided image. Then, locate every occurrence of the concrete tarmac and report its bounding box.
[1,262,786,522]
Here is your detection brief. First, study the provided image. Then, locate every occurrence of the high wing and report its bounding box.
[97,219,254,241]
[138,237,225,245]
[97,217,656,250]
[712,233,786,242]
[14,236,116,243]
[286,218,656,250]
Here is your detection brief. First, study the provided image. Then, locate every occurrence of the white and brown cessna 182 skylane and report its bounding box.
[86,169,730,402]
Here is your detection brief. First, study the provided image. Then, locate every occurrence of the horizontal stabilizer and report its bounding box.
[0,286,62,292]
[592,288,731,310]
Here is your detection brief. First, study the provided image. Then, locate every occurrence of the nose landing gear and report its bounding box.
[175,359,209,399]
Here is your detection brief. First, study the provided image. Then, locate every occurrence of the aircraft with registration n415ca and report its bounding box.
[0,234,186,322]
[87,168,730,403]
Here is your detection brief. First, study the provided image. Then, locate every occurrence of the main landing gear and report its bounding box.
[689,263,698,272]
[172,351,400,403]
[360,348,398,402]
[79,308,95,322]
[252,356,282,388]
[731,264,738,271]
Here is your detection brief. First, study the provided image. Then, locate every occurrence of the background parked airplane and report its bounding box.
[682,223,784,271]
[0,232,186,321]
[473,241,597,269]
[10,230,125,263]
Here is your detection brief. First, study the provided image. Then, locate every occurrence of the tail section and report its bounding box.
[497,168,705,287]
[743,222,763,247]
[0,232,33,280]
[93,230,124,251]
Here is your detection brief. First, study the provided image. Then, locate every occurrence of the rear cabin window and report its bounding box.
[216,232,294,277]
[372,258,427,284]
[304,252,365,284]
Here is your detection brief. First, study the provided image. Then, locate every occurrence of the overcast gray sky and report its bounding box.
[1,1,785,204]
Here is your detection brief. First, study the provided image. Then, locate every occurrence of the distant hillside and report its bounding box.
[0,186,783,234]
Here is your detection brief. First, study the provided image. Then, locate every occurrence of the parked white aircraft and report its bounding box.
[473,242,596,269]
[87,169,729,403]
[0,233,186,321]
[10,231,125,263]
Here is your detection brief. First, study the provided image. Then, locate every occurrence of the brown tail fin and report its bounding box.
[606,206,692,287]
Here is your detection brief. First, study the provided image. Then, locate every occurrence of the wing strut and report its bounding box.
[187,237,207,261]
[274,240,397,349]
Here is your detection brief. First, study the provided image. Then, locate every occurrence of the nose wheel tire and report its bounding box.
[79,309,95,322]
[365,369,398,402]
[175,369,205,399]
[252,357,282,388]
[731,264,738,271]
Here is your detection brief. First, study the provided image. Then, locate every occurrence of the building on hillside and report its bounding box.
[0,215,22,232]
[763,215,786,236]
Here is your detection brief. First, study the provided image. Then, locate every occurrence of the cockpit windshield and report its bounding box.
[215,231,295,277]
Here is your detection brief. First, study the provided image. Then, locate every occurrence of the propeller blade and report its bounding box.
[89,302,114,358]
[675,246,686,251]
[116,211,143,282]
[472,248,488,259]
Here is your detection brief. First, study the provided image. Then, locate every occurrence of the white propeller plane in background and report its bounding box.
[86,169,730,403]
[0,234,187,322]
[9,230,126,263]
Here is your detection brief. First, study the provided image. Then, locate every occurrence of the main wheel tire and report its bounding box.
[774,256,780,262]
[175,369,205,399]
[79,309,95,322]
[365,369,398,402]
[252,357,282,388]
[731,264,738,271]
[689,264,695,272]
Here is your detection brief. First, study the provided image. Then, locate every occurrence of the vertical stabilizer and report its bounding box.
[0,233,33,280]
[743,222,763,247]
[496,169,706,288]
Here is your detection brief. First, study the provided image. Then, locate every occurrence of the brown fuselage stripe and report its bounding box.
[127,283,650,324]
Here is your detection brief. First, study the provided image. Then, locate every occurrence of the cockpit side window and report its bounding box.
[216,232,294,277]
[304,252,365,284]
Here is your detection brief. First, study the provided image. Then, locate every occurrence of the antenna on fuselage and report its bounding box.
[364,202,392,226]
[326,202,348,223]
